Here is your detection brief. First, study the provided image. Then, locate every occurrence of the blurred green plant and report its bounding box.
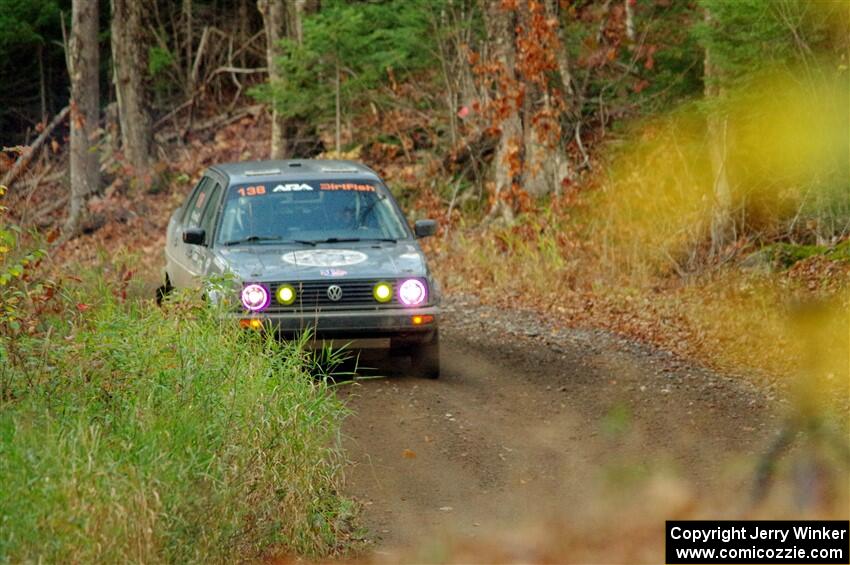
[147,44,174,78]
[0,278,353,561]
[0,184,51,354]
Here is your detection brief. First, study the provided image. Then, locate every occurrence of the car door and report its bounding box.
[168,177,212,288]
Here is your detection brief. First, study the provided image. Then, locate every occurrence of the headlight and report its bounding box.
[276,284,296,305]
[398,278,427,306]
[241,284,270,311]
[373,282,392,303]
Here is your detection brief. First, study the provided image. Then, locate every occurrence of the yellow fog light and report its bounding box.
[373,282,392,303]
[276,284,296,305]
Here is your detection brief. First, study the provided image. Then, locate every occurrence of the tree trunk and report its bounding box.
[624,0,636,43]
[517,2,549,198]
[545,0,574,98]
[38,44,48,123]
[485,0,572,206]
[112,0,153,175]
[183,0,193,91]
[258,0,312,159]
[482,0,521,221]
[288,0,307,44]
[522,96,569,198]
[258,0,288,159]
[703,8,733,254]
[64,0,100,239]
[334,59,341,156]
[538,0,574,196]
[238,0,249,67]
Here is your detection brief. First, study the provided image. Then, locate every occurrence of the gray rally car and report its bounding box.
[160,159,441,378]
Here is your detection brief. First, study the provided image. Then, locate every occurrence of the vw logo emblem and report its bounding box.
[326,285,343,302]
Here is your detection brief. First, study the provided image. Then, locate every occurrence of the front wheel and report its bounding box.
[155,275,173,306]
[410,330,440,379]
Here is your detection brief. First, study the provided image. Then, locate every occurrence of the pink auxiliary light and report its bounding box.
[398,279,427,307]
[241,283,270,312]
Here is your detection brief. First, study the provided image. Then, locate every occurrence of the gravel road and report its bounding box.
[337,294,781,560]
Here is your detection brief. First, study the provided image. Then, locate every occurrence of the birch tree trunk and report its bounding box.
[112,0,153,174]
[703,8,733,254]
[624,0,636,43]
[64,0,100,238]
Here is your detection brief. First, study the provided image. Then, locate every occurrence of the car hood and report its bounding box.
[215,241,428,282]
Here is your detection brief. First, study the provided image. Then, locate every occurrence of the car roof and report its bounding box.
[208,159,382,185]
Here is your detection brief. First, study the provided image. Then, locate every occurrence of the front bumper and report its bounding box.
[230,305,439,346]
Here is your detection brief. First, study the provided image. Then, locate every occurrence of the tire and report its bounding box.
[410,329,440,379]
[155,275,173,306]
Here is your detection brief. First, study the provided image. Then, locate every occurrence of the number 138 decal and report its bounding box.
[237,185,266,197]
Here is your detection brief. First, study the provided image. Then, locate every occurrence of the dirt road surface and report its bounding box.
[338,295,781,561]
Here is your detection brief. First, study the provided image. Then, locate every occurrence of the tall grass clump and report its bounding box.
[0,280,351,562]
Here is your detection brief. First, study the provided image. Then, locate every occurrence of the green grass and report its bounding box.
[0,286,352,563]
[755,240,850,269]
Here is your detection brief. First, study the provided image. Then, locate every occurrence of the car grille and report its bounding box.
[265,279,402,312]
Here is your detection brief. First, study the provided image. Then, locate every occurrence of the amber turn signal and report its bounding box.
[411,314,434,325]
[239,318,264,330]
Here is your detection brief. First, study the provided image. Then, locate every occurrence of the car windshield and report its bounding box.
[216,179,410,245]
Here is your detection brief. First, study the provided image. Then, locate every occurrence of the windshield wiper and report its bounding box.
[308,237,397,244]
[223,235,284,246]
[223,236,317,247]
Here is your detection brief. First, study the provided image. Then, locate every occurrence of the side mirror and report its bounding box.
[182,227,206,246]
[414,219,438,238]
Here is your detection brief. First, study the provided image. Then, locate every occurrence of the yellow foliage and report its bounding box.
[590,69,849,275]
